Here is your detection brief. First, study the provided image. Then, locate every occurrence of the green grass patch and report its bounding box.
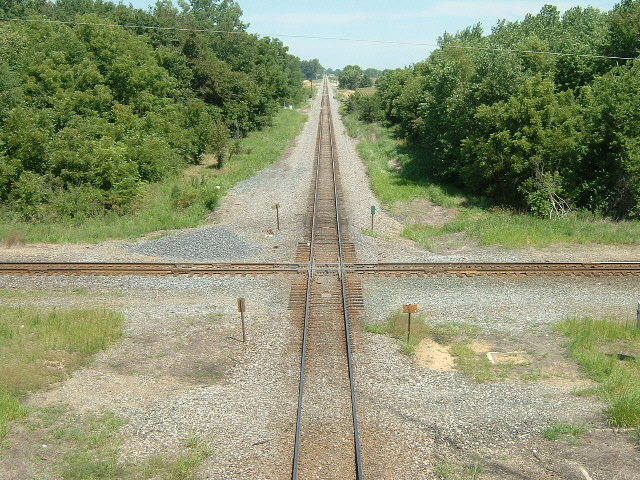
[365,313,522,382]
[0,307,123,440]
[37,408,211,480]
[434,460,481,480]
[541,422,589,442]
[449,343,514,383]
[342,112,640,247]
[556,316,640,429]
[404,208,640,248]
[0,108,306,244]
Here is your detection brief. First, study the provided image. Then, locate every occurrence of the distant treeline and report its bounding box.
[345,2,640,219]
[0,0,305,220]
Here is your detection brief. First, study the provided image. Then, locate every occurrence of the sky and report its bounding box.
[126,0,619,70]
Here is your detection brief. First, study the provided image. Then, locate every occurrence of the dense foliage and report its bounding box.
[346,2,640,219]
[300,58,324,80]
[338,65,374,89]
[0,0,305,221]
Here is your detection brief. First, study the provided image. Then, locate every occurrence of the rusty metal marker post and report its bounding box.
[370,205,376,231]
[237,297,247,343]
[403,304,418,342]
[272,203,281,230]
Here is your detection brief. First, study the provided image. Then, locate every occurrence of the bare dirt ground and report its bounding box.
[1,83,640,479]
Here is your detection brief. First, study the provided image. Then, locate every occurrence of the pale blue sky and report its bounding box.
[126,0,618,70]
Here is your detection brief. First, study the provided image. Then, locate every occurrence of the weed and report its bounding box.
[572,387,598,397]
[5,229,25,248]
[0,307,123,440]
[541,422,588,442]
[434,460,481,479]
[556,316,640,429]
[520,369,549,381]
[451,343,496,383]
[361,228,378,238]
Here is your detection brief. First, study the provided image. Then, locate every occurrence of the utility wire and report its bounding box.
[0,16,637,61]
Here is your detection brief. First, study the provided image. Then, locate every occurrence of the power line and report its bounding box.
[0,16,637,61]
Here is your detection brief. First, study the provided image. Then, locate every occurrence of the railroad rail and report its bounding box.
[2,262,640,276]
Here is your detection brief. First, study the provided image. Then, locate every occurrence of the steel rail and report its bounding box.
[2,262,640,276]
[291,76,324,480]
[328,83,363,479]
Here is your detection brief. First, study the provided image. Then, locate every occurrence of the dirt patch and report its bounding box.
[415,338,455,371]
[392,197,458,227]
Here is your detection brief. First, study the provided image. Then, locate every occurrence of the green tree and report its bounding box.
[606,0,640,60]
[461,75,585,211]
[300,58,323,80]
[338,65,363,89]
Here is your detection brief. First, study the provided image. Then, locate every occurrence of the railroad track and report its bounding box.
[3,262,640,276]
[288,77,362,479]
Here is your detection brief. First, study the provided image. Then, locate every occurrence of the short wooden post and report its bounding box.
[238,297,247,343]
[272,203,280,230]
[403,304,418,343]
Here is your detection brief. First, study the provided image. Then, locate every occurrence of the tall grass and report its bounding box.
[0,307,123,439]
[342,114,460,209]
[342,112,640,247]
[0,108,306,244]
[556,316,640,428]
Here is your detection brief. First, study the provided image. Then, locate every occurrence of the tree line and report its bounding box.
[345,1,640,219]
[0,0,305,221]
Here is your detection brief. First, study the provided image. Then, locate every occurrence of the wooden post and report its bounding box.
[238,297,246,343]
[403,304,418,343]
[273,203,280,230]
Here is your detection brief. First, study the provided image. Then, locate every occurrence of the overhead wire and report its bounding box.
[0,16,637,61]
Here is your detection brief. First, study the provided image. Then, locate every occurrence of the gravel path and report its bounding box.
[1,81,640,479]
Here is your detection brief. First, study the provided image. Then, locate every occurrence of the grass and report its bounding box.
[34,407,211,480]
[0,307,123,440]
[434,460,481,479]
[342,112,640,248]
[361,228,378,238]
[541,422,589,442]
[0,108,306,244]
[403,208,640,248]
[556,316,640,429]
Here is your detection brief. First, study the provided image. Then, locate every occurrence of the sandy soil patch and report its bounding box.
[415,337,455,371]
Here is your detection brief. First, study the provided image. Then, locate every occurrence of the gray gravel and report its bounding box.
[127,226,262,261]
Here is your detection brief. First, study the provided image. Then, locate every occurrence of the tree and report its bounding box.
[338,65,363,89]
[460,75,584,211]
[300,58,323,80]
[606,0,640,60]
